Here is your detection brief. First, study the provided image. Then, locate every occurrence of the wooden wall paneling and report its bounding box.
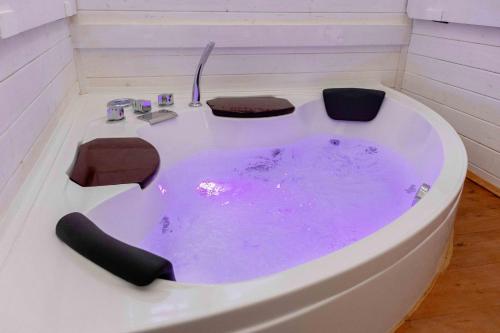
[406,54,500,101]
[409,34,500,74]
[404,91,500,152]
[0,20,70,82]
[77,0,407,13]
[412,20,500,46]
[82,50,401,78]
[402,73,500,126]
[403,21,500,186]
[468,164,500,190]
[407,0,500,28]
[72,9,410,91]
[461,136,500,182]
[86,70,398,92]
[0,0,76,39]
[0,16,76,204]
[0,60,77,191]
[72,12,410,49]
[0,37,74,135]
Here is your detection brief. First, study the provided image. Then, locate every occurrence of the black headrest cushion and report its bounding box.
[323,88,385,121]
[56,212,175,286]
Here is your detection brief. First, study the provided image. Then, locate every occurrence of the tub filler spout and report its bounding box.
[190,41,216,108]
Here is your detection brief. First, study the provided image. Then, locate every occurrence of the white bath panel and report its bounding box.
[0,87,467,333]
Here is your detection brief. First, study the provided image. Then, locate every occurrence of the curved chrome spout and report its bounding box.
[190,41,215,107]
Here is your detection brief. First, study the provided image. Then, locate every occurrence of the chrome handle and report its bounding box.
[158,93,174,106]
[133,99,152,113]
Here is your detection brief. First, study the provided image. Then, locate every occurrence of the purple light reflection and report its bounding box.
[142,135,424,284]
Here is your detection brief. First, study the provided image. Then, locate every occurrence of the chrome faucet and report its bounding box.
[189,41,216,107]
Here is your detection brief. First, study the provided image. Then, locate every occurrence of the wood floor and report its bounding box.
[397,179,500,333]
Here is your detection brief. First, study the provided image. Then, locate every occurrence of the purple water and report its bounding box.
[141,135,420,284]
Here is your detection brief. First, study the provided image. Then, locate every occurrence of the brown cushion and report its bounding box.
[207,96,295,118]
[69,138,160,188]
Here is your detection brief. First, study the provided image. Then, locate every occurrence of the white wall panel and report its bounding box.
[72,12,410,49]
[404,92,500,152]
[77,0,407,13]
[407,0,500,28]
[403,73,500,126]
[409,34,500,74]
[403,21,500,187]
[406,54,500,101]
[0,20,70,81]
[0,18,76,211]
[468,164,500,189]
[0,0,76,39]
[82,50,400,77]
[0,58,76,198]
[0,37,73,135]
[412,20,500,47]
[87,70,398,93]
[461,136,500,182]
[72,4,410,91]
[0,62,77,215]
[4,61,76,180]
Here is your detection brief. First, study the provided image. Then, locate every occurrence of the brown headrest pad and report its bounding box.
[207,96,295,118]
[69,137,159,188]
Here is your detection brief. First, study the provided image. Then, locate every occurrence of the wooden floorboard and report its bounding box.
[397,179,500,333]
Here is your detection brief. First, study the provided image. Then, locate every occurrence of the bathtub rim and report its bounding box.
[0,85,467,333]
[122,86,467,330]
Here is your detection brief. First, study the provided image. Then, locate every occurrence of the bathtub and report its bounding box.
[0,86,467,333]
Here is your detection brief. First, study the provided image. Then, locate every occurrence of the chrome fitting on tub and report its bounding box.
[133,99,152,113]
[107,98,134,113]
[107,105,125,121]
[158,93,174,107]
[412,183,431,206]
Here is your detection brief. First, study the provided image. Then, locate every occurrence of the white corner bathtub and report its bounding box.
[0,86,467,333]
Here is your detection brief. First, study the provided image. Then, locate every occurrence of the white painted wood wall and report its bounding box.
[0,19,77,214]
[407,0,500,28]
[72,0,410,93]
[0,0,76,38]
[402,20,500,188]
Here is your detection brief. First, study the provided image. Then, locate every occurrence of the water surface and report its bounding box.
[142,135,421,284]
